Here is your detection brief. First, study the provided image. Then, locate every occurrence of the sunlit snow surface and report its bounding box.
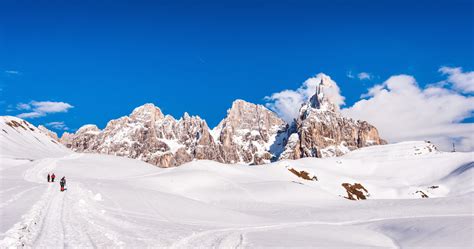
[0,116,473,248]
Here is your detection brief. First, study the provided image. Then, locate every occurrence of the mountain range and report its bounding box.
[53,75,385,167]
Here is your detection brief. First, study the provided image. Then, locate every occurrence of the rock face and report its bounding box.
[212,100,287,165]
[278,75,386,160]
[60,124,100,151]
[59,77,385,167]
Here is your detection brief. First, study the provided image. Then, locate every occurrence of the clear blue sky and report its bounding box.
[1,0,472,133]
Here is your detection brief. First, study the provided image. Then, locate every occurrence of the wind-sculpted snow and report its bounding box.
[0,131,473,248]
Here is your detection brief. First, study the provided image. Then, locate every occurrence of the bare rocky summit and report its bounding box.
[279,75,386,159]
[58,76,385,167]
[212,99,287,165]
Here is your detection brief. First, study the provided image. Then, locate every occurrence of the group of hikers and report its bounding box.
[47,173,67,192]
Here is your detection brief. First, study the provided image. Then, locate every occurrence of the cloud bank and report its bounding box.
[16,101,74,119]
[265,68,474,151]
[342,74,474,151]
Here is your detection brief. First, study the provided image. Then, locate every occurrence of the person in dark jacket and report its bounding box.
[51,173,56,182]
[60,177,66,192]
[47,174,50,182]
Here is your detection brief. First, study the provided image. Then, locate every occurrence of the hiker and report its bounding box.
[47,174,50,182]
[51,173,56,182]
[60,177,66,192]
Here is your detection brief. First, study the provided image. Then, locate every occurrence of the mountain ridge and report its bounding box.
[51,76,385,167]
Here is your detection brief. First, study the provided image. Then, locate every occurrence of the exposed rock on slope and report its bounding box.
[279,75,386,160]
[342,183,369,200]
[38,125,59,141]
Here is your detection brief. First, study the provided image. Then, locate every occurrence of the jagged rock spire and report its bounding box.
[309,78,324,109]
[304,74,340,113]
[279,74,386,160]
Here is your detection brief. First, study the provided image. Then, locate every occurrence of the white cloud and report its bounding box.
[346,71,355,79]
[30,101,73,113]
[439,66,474,93]
[16,103,31,110]
[265,73,345,122]
[17,112,45,119]
[342,74,474,151]
[16,101,74,119]
[347,71,373,80]
[357,72,372,80]
[46,121,69,130]
[5,70,20,75]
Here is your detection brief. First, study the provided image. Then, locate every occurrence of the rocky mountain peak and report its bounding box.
[277,74,386,160]
[224,99,285,131]
[182,112,191,120]
[214,99,287,164]
[76,124,101,134]
[306,74,339,113]
[130,103,164,121]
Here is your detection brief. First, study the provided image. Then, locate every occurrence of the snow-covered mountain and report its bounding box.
[1,117,472,248]
[58,77,385,167]
[0,116,69,160]
[61,104,220,167]
[60,100,285,167]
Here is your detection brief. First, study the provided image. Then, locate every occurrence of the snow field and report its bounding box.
[0,116,473,248]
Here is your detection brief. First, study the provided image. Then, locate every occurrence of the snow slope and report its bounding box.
[0,117,473,248]
[0,116,69,160]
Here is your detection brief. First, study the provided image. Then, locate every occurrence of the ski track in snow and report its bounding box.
[0,186,41,209]
[169,213,473,249]
[0,154,120,248]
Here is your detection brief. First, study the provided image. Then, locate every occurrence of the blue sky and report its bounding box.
[1,0,473,142]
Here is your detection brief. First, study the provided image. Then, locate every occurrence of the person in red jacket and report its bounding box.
[51,173,56,182]
[60,177,66,192]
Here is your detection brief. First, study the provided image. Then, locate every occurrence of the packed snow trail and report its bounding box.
[1,154,169,248]
[1,154,116,248]
[33,184,66,248]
